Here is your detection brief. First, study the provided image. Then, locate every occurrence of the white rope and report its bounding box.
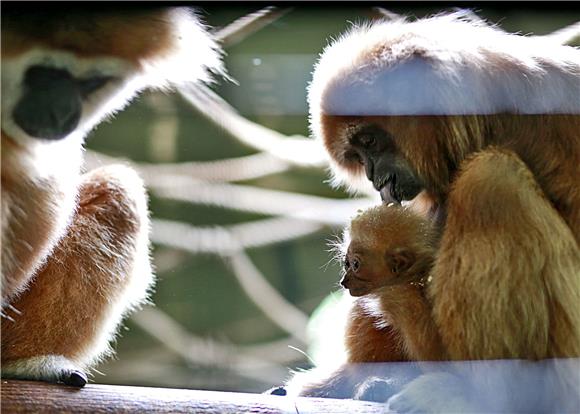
[214,7,292,48]
[86,151,375,224]
[224,250,310,343]
[151,217,324,254]
[131,307,289,383]
[84,150,291,183]
[151,218,314,342]
[149,176,375,226]
[372,7,403,21]
[535,21,580,45]
[179,85,328,167]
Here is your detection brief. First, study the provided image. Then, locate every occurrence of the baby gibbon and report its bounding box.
[341,204,445,363]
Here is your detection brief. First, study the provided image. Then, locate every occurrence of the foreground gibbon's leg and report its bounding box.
[431,147,580,360]
[1,165,153,386]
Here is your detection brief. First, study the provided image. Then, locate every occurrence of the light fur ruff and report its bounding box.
[1,7,223,385]
[309,11,580,118]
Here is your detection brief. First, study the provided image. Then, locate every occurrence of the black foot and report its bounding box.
[266,386,287,396]
[60,370,88,387]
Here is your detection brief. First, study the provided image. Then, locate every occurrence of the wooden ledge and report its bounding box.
[1,380,388,413]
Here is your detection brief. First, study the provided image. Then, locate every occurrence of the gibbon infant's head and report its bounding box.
[340,204,437,297]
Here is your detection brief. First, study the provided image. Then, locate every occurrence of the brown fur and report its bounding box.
[288,15,580,409]
[342,205,445,363]
[1,133,76,304]
[432,148,580,360]
[289,119,580,405]
[346,306,406,363]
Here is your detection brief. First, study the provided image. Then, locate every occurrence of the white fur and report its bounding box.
[358,295,391,329]
[309,12,580,121]
[139,8,225,90]
[1,9,223,296]
[1,355,82,381]
[0,49,135,145]
[386,359,580,413]
[386,371,478,413]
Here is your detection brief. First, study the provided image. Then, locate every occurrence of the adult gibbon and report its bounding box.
[286,11,580,412]
[1,5,223,386]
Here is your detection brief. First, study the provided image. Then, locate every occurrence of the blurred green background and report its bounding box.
[86,4,580,392]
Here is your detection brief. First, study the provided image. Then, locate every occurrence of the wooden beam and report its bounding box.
[1,380,388,413]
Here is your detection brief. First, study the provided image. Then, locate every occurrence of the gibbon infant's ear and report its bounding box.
[385,248,415,275]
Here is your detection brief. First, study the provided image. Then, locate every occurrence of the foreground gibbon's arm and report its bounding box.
[341,205,445,363]
[1,5,223,386]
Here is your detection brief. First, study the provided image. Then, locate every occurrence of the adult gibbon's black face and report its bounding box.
[346,124,424,205]
[13,66,113,140]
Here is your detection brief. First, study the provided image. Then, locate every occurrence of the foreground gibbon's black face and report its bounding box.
[12,66,113,140]
[346,124,424,204]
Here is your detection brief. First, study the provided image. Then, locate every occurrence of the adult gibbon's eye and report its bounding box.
[344,258,350,270]
[358,134,376,149]
[351,258,360,272]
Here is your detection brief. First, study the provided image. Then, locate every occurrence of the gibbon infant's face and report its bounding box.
[341,241,395,297]
[339,205,436,297]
